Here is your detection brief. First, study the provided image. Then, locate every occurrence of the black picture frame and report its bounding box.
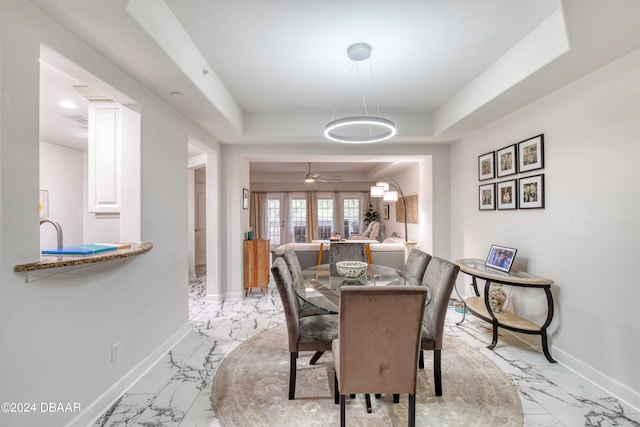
[479,183,495,211]
[478,151,495,181]
[518,134,544,173]
[497,179,517,210]
[383,204,390,220]
[519,174,544,209]
[496,144,517,177]
[485,244,518,273]
[243,188,249,210]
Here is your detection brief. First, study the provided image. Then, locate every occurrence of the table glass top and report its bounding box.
[293,263,424,314]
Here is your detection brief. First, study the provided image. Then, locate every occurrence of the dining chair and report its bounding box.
[329,242,373,264]
[271,257,338,400]
[332,286,427,427]
[403,248,432,283]
[283,248,334,317]
[418,256,460,396]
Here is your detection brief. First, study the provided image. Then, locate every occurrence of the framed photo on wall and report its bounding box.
[479,183,495,210]
[478,151,495,181]
[519,174,545,209]
[243,188,249,210]
[383,204,390,220]
[518,134,544,173]
[496,144,517,177]
[497,179,517,210]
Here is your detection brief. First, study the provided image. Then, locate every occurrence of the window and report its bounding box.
[343,198,361,238]
[267,198,282,245]
[317,198,333,239]
[290,198,307,242]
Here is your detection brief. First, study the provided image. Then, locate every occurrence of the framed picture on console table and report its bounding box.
[478,151,495,181]
[479,183,495,211]
[519,174,545,209]
[518,134,544,173]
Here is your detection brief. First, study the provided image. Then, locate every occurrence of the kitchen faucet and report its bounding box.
[40,218,63,249]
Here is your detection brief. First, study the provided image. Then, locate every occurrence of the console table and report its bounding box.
[454,258,556,363]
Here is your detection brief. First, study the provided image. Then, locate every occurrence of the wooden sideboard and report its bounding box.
[243,239,270,297]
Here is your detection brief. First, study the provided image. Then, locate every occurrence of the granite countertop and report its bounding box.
[14,241,153,272]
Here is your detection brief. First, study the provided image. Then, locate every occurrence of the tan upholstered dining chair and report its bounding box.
[418,256,460,396]
[271,257,338,400]
[403,248,431,283]
[332,286,427,427]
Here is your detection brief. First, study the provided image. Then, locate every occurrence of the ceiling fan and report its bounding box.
[283,162,342,183]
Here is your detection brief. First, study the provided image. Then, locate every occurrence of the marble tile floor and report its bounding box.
[96,277,640,427]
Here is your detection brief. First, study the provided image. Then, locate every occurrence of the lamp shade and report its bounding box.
[376,182,390,191]
[370,185,384,197]
[383,190,398,202]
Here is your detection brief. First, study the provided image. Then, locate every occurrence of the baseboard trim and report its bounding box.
[502,329,640,412]
[65,322,192,427]
[551,345,640,412]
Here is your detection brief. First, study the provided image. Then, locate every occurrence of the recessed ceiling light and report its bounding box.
[58,100,77,109]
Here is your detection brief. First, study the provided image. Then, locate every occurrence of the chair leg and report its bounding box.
[365,394,372,413]
[393,394,399,403]
[419,349,424,369]
[289,352,297,400]
[334,372,339,404]
[340,395,346,427]
[408,393,416,427]
[434,349,442,396]
[310,351,324,365]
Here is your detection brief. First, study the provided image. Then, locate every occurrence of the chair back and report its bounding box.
[403,249,431,282]
[336,286,427,394]
[421,257,460,349]
[282,249,303,283]
[329,242,367,263]
[271,257,300,351]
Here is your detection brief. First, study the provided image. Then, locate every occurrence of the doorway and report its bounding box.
[194,169,207,277]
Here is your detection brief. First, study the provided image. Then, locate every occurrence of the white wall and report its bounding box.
[39,141,83,249]
[450,48,640,409]
[0,2,220,426]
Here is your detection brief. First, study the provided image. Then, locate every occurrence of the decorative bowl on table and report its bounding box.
[335,261,368,280]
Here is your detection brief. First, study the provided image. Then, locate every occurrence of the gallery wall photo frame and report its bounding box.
[518,134,544,173]
[243,188,249,210]
[519,174,545,209]
[478,151,495,181]
[496,144,517,177]
[497,179,517,210]
[479,183,495,211]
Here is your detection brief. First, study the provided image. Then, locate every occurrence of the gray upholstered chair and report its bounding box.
[282,249,328,317]
[332,286,427,427]
[329,242,372,264]
[418,256,460,396]
[403,249,432,282]
[271,257,338,400]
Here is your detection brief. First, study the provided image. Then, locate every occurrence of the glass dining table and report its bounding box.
[293,263,428,314]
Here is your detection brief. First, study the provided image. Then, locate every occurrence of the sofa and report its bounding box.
[273,237,417,271]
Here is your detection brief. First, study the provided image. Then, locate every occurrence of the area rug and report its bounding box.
[211,326,522,426]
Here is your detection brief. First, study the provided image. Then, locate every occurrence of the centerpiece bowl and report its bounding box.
[335,261,368,280]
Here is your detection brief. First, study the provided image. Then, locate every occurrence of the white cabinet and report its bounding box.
[87,102,138,215]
